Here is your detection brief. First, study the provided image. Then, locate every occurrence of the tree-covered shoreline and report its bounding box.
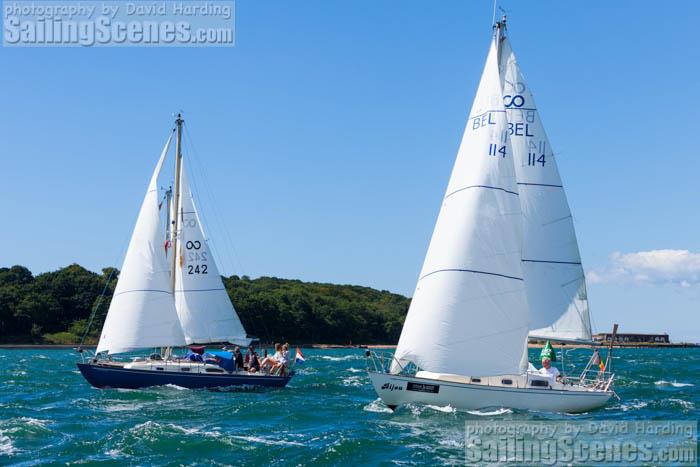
[0,264,409,345]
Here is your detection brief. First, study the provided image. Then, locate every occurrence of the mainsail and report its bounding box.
[499,37,592,342]
[174,162,250,346]
[96,136,187,354]
[391,35,530,376]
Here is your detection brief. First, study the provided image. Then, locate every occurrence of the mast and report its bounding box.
[494,14,506,58]
[171,114,184,291]
[165,186,172,239]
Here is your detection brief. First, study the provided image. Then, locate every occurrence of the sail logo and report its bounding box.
[381,382,403,392]
[503,94,525,108]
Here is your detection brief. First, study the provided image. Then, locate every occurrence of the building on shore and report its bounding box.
[593,333,670,344]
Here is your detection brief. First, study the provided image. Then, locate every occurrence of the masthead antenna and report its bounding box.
[491,0,498,27]
[493,9,507,42]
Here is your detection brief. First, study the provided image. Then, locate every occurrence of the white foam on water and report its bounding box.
[466,408,512,416]
[408,404,422,416]
[0,431,16,456]
[621,400,648,411]
[655,380,694,388]
[19,418,49,429]
[163,384,188,391]
[129,421,222,440]
[320,355,359,362]
[129,420,157,433]
[363,398,393,413]
[232,435,304,447]
[668,398,695,410]
[167,424,205,435]
[425,404,456,414]
[103,403,144,413]
[438,436,464,449]
[346,367,363,373]
[105,448,127,459]
[341,376,363,387]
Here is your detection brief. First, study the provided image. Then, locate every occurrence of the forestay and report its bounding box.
[499,37,592,342]
[174,162,250,346]
[97,135,187,354]
[391,38,530,377]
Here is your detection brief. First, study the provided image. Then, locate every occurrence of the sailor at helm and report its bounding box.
[539,356,561,382]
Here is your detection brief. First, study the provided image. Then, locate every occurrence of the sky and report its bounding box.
[1,1,699,341]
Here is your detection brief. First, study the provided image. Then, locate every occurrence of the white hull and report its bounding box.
[368,371,612,413]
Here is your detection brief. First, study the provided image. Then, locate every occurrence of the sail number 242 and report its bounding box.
[185,240,208,274]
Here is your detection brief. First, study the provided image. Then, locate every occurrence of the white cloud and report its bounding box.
[587,250,700,286]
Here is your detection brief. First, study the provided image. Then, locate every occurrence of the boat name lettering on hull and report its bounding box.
[381,382,403,392]
[407,382,440,394]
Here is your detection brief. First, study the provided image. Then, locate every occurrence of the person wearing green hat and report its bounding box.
[539,341,561,382]
[539,356,560,382]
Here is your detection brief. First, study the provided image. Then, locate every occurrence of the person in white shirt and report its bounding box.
[539,357,561,382]
[260,343,283,372]
[270,343,291,375]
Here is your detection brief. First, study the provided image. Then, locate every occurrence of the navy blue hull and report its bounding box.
[77,363,293,389]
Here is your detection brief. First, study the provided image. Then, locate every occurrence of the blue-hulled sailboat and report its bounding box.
[78,115,293,389]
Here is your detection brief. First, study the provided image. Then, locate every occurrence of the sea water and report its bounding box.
[0,348,697,465]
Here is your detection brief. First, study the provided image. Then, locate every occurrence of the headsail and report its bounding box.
[96,135,187,354]
[499,37,592,342]
[174,162,250,346]
[391,35,530,376]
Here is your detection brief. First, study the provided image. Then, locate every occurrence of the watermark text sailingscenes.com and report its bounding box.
[465,421,697,465]
[2,1,235,47]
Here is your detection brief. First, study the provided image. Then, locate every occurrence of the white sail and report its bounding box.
[391,38,530,376]
[174,162,250,346]
[97,135,187,354]
[499,37,592,342]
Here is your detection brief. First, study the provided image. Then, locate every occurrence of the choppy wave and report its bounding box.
[319,355,360,362]
[655,380,694,388]
[105,448,128,459]
[424,404,455,414]
[620,400,649,411]
[231,435,304,447]
[0,431,16,456]
[667,398,695,410]
[0,347,698,465]
[163,384,189,391]
[363,398,393,413]
[466,408,513,416]
[341,376,364,387]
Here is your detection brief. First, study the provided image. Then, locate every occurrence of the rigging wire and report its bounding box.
[181,122,268,341]
[182,122,245,276]
[77,267,116,351]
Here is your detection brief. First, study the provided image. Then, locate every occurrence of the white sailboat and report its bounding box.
[78,115,294,389]
[367,18,615,413]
